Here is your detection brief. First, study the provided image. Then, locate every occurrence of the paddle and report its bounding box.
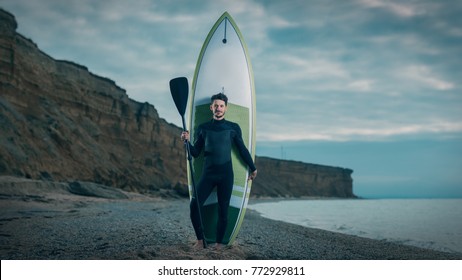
[169,77,207,248]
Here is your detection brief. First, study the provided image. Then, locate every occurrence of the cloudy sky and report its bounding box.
[2,0,461,198]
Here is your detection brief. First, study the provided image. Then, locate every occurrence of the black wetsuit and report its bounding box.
[188,118,256,244]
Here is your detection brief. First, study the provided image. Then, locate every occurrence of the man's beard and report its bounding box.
[214,110,224,117]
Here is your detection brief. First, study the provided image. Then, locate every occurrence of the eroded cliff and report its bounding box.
[0,9,354,198]
[252,157,354,198]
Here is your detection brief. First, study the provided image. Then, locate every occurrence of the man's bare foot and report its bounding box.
[214,243,225,250]
[193,240,205,249]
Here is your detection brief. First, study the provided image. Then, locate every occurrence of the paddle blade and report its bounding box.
[169,77,189,116]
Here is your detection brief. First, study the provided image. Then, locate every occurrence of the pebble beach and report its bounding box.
[1,177,461,260]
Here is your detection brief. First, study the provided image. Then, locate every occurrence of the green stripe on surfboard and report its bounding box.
[189,103,251,244]
[191,103,250,185]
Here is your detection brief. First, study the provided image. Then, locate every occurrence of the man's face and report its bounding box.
[210,99,227,120]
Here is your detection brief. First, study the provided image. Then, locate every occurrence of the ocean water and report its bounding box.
[248,199,462,254]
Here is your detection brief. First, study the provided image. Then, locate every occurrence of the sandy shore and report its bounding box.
[1,177,461,260]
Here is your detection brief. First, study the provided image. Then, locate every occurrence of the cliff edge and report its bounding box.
[0,8,355,198]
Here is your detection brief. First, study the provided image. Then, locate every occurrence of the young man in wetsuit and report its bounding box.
[181,93,257,249]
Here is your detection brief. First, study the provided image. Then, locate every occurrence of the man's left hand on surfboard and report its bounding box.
[248,170,257,181]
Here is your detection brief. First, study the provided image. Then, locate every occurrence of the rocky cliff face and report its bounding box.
[0,9,186,197]
[0,9,355,198]
[252,157,354,198]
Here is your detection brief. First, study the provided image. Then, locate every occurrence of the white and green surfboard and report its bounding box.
[188,12,256,245]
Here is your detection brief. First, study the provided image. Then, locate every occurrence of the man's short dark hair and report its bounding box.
[211,93,228,105]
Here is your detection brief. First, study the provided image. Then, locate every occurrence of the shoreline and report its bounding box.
[248,197,462,255]
[1,178,461,260]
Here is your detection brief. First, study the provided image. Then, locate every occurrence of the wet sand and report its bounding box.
[1,177,461,260]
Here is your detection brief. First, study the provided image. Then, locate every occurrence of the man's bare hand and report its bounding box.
[248,170,257,181]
